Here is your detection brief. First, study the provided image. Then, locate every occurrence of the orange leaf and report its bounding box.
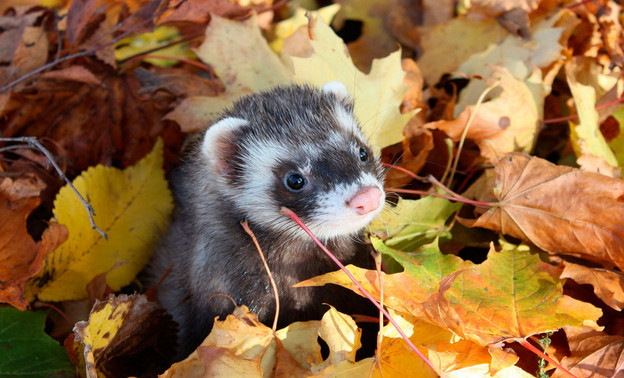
[422,244,602,346]
[0,176,67,310]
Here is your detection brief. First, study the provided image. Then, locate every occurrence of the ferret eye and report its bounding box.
[285,174,306,191]
[359,147,369,162]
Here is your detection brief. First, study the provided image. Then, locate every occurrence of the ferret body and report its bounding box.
[143,82,386,359]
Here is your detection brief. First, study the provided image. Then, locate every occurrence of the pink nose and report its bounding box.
[348,187,382,215]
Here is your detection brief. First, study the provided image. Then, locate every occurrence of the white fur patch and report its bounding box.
[310,172,385,239]
[234,138,290,224]
[202,117,249,169]
[332,105,365,139]
[322,81,349,101]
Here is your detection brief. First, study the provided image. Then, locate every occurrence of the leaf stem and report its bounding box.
[240,220,280,332]
[279,207,440,376]
[519,339,577,378]
[0,137,107,239]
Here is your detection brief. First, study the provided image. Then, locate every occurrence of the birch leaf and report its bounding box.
[27,139,173,301]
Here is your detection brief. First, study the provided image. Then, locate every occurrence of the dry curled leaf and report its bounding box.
[0,176,67,310]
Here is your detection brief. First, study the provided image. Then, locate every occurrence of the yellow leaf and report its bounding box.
[194,13,291,102]
[433,66,543,156]
[74,295,133,377]
[27,139,173,301]
[163,306,275,377]
[114,26,194,67]
[283,16,416,150]
[269,4,340,53]
[566,57,620,176]
[73,294,176,377]
[175,13,414,150]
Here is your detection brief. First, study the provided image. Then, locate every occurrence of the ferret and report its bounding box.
[143,82,386,360]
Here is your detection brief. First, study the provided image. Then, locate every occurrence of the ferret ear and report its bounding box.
[202,117,248,176]
[322,81,349,102]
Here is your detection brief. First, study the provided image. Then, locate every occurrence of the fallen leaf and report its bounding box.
[0,307,74,376]
[566,56,620,176]
[283,15,417,150]
[422,243,602,346]
[417,17,502,85]
[269,4,340,54]
[195,13,291,103]
[0,7,51,91]
[296,238,472,319]
[333,0,399,72]
[162,306,275,377]
[561,262,624,311]
[114,26,194,67]
[73,293,177,377]
[26,139,173,301]
[553,326,624,378]
[370,196,461,251]
[156,0,253,25]
[466,152,624,271]
[1,64,185,177]
[0,176,67,310]
[429,66,543,157]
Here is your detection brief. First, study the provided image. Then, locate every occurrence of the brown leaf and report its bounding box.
[466,152,624,271]
[156,0,253,24]
[73,293,177,377]
[0,7,51,90]
[1,65,185,177]
[553,326,624,378]
[0,176,67,310]
[561,262,624,311]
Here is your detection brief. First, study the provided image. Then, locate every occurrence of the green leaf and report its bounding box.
[369,196,461,252]
[0,307,73,377]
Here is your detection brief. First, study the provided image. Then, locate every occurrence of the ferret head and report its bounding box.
[200,82,386,240]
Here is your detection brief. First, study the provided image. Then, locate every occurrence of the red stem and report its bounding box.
[519,339,577,378]
[279,207,440,375]
[543,95,624,124]
[390,188,492,208]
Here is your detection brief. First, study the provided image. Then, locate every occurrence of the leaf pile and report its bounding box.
[1,0,624,376]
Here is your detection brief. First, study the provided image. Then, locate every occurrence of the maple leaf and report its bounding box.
[332,0,400,72]
[553,326,624,378]
[466,152,624,271]
[0,176,67,310]
[561,262,624,311]
[172,12,416,151]
[296,238,472,319]
[370,196,461,252]
[26,139,173,301]
[283,15,417,150]
[422,242,602,346]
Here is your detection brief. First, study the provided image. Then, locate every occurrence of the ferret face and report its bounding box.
[201,83,386,240]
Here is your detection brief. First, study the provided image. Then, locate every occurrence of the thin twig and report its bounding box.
[444,82,499,187]
[0,137,108,239]
[280,207,440,376]
[241,220,280,332]
[0,8,157,94]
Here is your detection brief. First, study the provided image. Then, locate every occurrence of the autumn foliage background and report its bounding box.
[1,0,623,376]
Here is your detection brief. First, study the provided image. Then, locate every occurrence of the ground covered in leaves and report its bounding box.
[0,0,623,376]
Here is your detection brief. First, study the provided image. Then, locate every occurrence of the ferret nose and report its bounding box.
[348,187,382,215]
